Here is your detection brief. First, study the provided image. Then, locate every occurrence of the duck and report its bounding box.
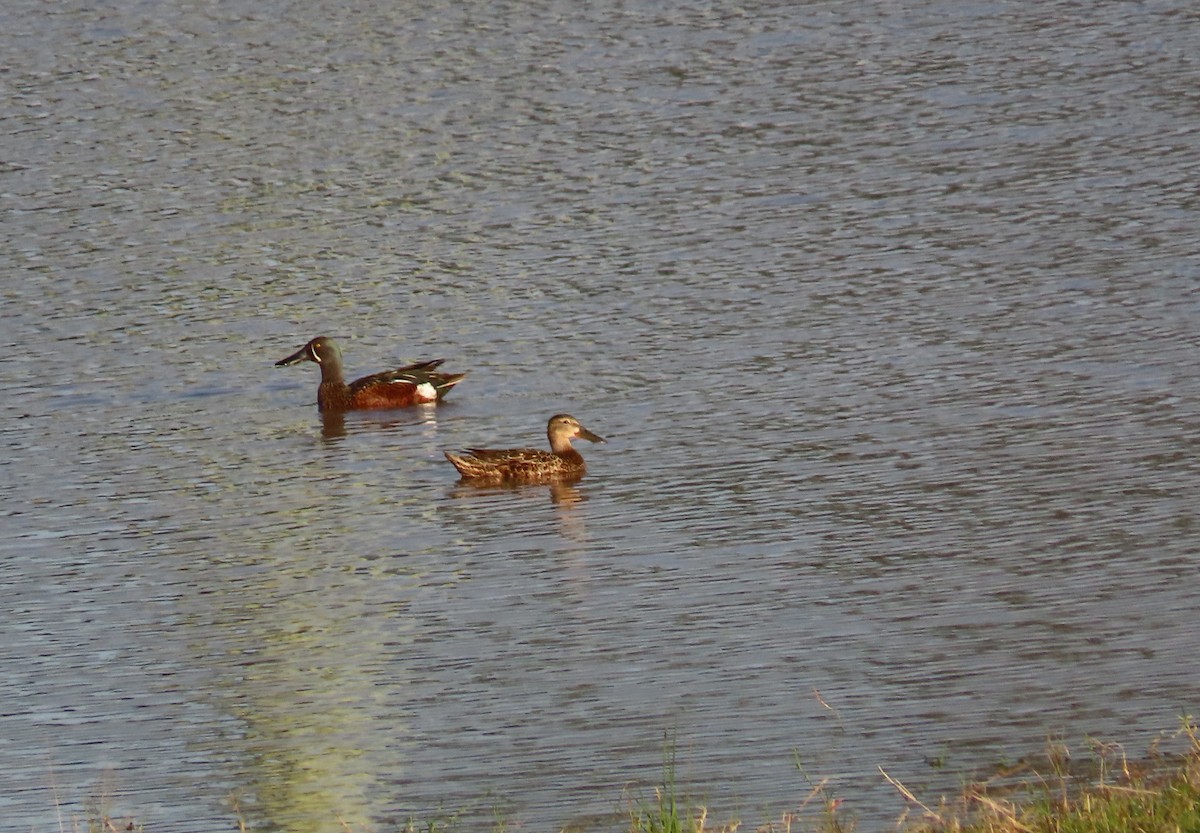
[444,414,605,482]
[276,336,465,412]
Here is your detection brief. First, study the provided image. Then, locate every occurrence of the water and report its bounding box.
[3,0,1199,831]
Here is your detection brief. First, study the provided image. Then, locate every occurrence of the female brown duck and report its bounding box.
[444,414,605,483]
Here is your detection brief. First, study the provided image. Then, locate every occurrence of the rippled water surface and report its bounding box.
[3,1,1200,831]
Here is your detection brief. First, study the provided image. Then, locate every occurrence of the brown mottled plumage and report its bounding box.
[444,414,605,483]
[276,336,465,412]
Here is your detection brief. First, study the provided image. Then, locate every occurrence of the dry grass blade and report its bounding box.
[880,766,943,824]
[967,791,1035,833]
[812,689,845,734]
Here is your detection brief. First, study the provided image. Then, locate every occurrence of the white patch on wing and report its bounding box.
[415,382,437,402]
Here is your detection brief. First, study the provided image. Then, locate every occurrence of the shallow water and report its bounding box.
[3,0,1200,831]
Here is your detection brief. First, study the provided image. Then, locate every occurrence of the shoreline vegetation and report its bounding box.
[58,718,1200,833]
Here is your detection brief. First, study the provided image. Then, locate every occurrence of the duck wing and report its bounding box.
[444,447,577,480]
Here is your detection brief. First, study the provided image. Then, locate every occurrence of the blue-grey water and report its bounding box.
[3,1,1199,831]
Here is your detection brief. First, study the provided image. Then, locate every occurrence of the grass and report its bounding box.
[904,717,1200,833]
[623,743,854,833]
[46,719,1200,833]
[41,765,145,833]
[625,771,849,833]
[628,719,1200,833]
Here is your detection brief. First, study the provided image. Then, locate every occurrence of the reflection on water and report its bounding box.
[450,479,589,507]
[218,580,384,833]
[320,412,347,441]
[311,407,450,442]
[450,480,594,546]
[3,0,1200,831]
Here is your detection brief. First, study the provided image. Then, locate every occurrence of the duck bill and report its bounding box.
[275,345,311,366]
[577,427,605,444]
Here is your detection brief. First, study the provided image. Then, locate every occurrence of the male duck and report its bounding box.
[276,336,465,412]
[444,414,605,482]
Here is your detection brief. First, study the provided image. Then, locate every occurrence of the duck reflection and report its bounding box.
[319,411,346,440]
[448,477,588,507]
[448,478,591,543]
[319,408,442,441]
